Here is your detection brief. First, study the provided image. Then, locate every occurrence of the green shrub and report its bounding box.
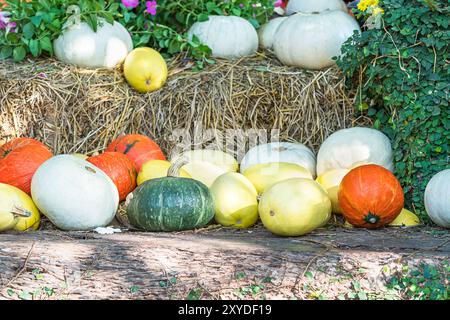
[337,0,450,221]
[0,0,274,65]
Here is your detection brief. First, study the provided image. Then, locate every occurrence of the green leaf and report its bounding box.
[22,22,36,40]
[0,46,13,60]
[13,46,27,62]
[40,37,53,54]
[29,39,40,57]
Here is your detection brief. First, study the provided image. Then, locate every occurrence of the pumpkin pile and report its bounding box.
[3,125,445,235]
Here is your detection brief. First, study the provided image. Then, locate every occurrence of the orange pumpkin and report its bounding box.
[0,137,53,195]
[87,152,137,201]
[106,134,165,172]
[338,164,404,228]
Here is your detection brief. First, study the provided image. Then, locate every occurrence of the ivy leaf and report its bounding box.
[13,46,27,62]
[22,22,36,40]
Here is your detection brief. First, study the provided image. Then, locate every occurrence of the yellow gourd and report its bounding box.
[316,169,349,214]
[259,178,331,236]
[0,183,40,231]
[210,172,258,228]
[243,162,313,194]
[138,160,191,185]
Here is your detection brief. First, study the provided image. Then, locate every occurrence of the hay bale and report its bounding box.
[0,53,370,160]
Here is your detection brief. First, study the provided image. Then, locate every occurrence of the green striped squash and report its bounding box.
[125,159,214,231]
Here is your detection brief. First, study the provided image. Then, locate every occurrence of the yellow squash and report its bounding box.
[243,162,313,194]
[71,153,88,160]
[181,162,228,187]
[344,208,421,228]
[124,47,168,93]
[259,178,331,236]
[316,169,349,214]
[172,149,238,173]
[138,160,191,185]
[210,172,258,228]
[389,208,421,227]
[0,183,40,231]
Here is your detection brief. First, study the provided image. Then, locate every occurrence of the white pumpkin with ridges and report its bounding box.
[424,170,450,228]
[258,17,287,49]
[273,10,360,70]
[240,142,316,178]
[187,15,258,59]
[54,6,133,69]
[286,0,348,15]
[316,127,394,176]
[31,155,119,231]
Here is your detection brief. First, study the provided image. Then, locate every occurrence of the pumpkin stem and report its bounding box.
[66,5,81,27]
[364,212,380,224]
[167,157,190,178]
[10,206,32,218]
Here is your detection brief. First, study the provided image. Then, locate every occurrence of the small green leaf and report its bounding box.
[13,46,27,62]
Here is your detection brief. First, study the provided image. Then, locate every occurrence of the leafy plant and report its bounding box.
[0,0,118,61]
[0,0,274,64]
[337,0,450,220]
[386,263,449,300]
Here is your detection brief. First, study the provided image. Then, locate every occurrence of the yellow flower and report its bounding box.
[372,6,385,15]
[357,0,379,12]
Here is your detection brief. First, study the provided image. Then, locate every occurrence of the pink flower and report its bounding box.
[121,0,139,9]
[0,12,17,33]
[274,0,283,7]
[146,1,157,15]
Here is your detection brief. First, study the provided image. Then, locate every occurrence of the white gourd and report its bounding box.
[54,6,133,69]
[424,170,450,228]
[240,142,316,178]
[286,0,348,15]
[187,15,258,59]
[316,127,394,176]
[31,155,119,231]
[258,17,287,49]
[273,10,360,70]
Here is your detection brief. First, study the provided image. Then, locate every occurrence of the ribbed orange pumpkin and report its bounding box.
[0,138,53,195]
[338,164,404,228]
[106,134,165,172]
[87,152,137,201]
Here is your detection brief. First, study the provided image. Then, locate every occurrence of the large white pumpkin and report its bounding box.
[31,155,119,231]
[240,142,316,177]
[286,0,348,15]
[424,170,450,228]
[54,6,133,69]
[273,10,360,70]
[316,127,394,176]
[187,15,258,59]
[258,17,287,50]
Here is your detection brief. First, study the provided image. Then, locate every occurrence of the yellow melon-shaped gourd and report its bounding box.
[259,178,331,236]
[388,208,421,227]
[243,162,313,194]
[138,160,191,185]
[210,172,258,228]
[316,168,349,214]
[0,183,40,231]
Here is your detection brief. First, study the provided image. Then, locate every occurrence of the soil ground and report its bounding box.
[0,223,448,300]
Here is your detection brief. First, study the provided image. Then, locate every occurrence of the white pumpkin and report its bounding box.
[258,17,287,49]
[54,6,133,69]
[273,10,360,70]
[285,0,348,15]
[424,170,450,228]
[316,127,394,176]
[31,155,119,231]
[240,142,316,177]
[187,15,258,59]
